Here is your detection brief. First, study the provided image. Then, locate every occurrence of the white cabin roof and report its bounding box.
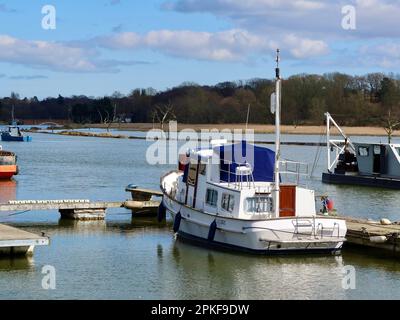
[190,148,214,160]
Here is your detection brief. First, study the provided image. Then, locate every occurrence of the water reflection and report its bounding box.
[0,256,34,271]
[0,180,16,203]
[1,132,400,299]
[168,239,347,299]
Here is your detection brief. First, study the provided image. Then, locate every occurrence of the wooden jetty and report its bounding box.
[341,216,400,257]
[0,224,49,256]
[0,200,124,220]
[0,189,162,220]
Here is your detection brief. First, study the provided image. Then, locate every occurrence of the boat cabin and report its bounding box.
[323,113,400,189]
[173,141,315,220]
[353,143,400,178]
[7,126,23,137]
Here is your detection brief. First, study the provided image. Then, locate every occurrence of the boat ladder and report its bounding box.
[315,222,341,238]
[292,218,314,237]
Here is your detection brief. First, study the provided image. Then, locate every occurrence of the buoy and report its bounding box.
[157,203,166,222]
[370,235,387,243]
[208,220,217,241]
[380,218,392,225]
[173,211,182,233]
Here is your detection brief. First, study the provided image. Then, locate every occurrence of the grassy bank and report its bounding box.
[82,123,397,137]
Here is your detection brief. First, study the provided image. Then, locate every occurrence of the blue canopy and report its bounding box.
[215,141,275,182]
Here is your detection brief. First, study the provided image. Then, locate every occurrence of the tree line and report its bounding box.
[0,72,399,127]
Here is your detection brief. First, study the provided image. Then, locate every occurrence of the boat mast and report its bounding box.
[274,49,281,219]
[11,105,15,124]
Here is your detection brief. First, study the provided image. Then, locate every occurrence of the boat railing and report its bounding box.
[315,222,323,238]
[315,221,341,238]
[279,160,309,185]
[292,217,314,236]
[219,161,256,190]
[325,112,356,173]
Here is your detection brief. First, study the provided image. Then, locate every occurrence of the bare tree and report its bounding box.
[382,110,400,144]
[105,103,118,132]
[152,102,176,133]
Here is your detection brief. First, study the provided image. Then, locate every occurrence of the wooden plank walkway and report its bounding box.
[0,200,125,221]
[0,200,124,212]
[0,224,49,256]
[341,216,400,256]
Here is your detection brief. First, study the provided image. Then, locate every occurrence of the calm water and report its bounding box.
[1,131,400,299]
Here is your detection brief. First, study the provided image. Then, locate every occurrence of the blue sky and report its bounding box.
[0,0,399,98]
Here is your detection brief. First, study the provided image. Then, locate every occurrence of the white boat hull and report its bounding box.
[162,195,346,254]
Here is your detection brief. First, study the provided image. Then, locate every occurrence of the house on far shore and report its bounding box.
[115,113,133,123]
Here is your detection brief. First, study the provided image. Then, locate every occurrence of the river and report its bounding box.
[0,130,399,299]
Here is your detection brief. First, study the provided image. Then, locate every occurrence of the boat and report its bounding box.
[0,146,18,180]
[322,113,400,189]
[159,50,347,255]
[1,124,32,142]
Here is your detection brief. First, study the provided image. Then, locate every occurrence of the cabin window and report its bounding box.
[358,146,369,157]
[205,189,218,207]
[199,163,206,176]
[187,163,198,185]
[246,197,273,213]
[373,145,381,155]
[221,193,235,212]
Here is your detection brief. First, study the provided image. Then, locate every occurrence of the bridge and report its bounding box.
[38,122,63,127]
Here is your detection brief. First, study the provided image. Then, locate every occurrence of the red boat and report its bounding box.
[0,148,18,180]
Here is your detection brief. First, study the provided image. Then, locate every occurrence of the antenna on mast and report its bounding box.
[273,48,281,219]
[275,49,280,79]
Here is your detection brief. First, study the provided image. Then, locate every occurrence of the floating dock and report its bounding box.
[0,196,162,220]
[0,200,124,220]
[341,216,400,256]
[0,224,49,256]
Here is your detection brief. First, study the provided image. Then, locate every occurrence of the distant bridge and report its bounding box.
[38,122,63,127]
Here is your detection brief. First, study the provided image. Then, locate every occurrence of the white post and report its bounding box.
[326,113,331,173]
[274,50,281,219]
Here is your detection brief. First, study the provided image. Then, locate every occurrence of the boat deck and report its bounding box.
[322,172,400,189]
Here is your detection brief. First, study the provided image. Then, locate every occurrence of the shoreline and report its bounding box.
[29,130,325,146]
[83,123,397,137]
[23,122,398,137]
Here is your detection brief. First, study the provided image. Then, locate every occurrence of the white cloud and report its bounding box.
[164,0,400,39]
[159,0,400,70]
[283,34,329,58]
[96,29,329,61]
[0,34,149,73]
[163,0,326,13]
[359,42,400,68]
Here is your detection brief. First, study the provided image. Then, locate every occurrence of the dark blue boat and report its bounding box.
[1,125,32,142]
